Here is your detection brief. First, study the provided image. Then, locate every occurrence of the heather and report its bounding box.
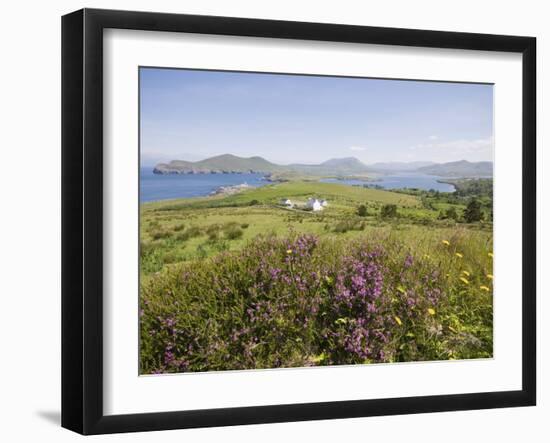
[140,230,493,374]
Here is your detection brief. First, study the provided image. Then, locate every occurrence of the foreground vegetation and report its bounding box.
[139,179,493,373]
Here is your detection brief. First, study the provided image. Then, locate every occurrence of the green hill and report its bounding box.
[154,154,281,174]
[145,180,419,211]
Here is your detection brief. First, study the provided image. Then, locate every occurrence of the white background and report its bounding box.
[0,0,547,441]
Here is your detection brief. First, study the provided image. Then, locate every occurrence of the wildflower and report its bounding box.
[310,353,327,364]
[462,270,470,277]
[480,285,490,292]
[455,252,463,258]
[488,252,494,258]
[423,254,430,259]
[427,308,436,316]
[396,286,406,294]
[442,240,450,246]
[394,316,402,326]
[486,274,494,280]
[459,277,470,285]
[286,249,292,254]
[269,268,281,279]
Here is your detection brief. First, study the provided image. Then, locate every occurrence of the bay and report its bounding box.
[321,173,455,193]
[140,167,268,202]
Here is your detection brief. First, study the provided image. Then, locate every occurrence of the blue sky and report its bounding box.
[140,68,493,166]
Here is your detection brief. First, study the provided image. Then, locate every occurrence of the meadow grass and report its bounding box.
[140,229,493,373]
[139,181,493,373]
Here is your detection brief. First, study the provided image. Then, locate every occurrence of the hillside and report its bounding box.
[417,160,493,177]
[154,154,281,174]
[319,157,371,172]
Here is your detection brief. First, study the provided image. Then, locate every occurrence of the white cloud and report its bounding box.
[349,146,367,152]
[428,135,438,140]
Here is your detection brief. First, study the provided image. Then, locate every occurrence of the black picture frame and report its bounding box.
[62,8,536,435]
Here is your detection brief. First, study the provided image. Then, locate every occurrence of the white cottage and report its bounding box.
[280,198,293,207]
[307,198,324,211]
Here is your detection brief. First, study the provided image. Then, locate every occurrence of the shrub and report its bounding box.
[445,207,459,221]
[464,199,483,223]
[356,204,368,217]
[225,226,243,240]
[206,224,221,236]
[333,219,365,233]
[151,230,171,240]
[186,226,202,238]
[380,204,398,218]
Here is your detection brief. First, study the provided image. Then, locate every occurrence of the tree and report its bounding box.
[445,207,459,221]
[463,198,483,223]
[356,204,368,217]
[380,204,398,218]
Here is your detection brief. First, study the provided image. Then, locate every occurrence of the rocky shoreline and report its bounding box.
[209,182,253,196]
[153,166,268,175]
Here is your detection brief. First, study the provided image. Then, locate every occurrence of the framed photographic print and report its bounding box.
[61,8,536,435]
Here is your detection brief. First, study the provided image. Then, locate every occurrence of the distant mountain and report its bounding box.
[153,154,281,174]
[319,157,371,173]
[154,155,370,175]
[369,161,436,172]
[417,160,493,177]
[153,154,493,178]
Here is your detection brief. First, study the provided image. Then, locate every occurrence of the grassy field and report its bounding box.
[139,180,493,373]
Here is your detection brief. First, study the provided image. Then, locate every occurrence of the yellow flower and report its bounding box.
[427,308,436,316]
[455,252,463,259]
[459,277,470,285]
[423,254,430,259]
[396,286,406,294]
[442,240,450,246]
[462,270,470,277]
[480,285,490,292]
[394,316,402,326]
[488,252,493,258]
[286,249,292,254]
[310,353,327,363]
[486,274,494,280]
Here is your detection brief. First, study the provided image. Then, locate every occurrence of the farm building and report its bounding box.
[280,198,293,207]
[307,198,325,211]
